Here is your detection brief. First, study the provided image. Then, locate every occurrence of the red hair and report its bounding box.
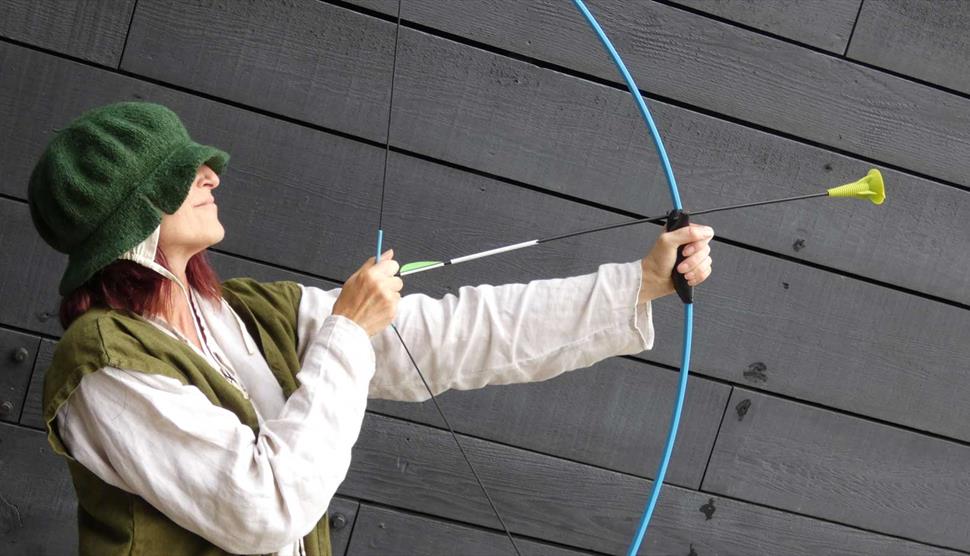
[59,248,223,330]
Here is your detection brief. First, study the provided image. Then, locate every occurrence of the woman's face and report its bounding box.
[158,164,225,261]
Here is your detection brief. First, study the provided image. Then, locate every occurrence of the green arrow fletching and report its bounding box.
[400,261,444,275]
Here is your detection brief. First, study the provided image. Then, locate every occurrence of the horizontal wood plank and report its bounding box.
[670,0,861,53]
[121,0,394,143]
[9,202,727,490]
[207,250,340,291]
[6,35,970,308]
[0,330,39,426]
[0,0,135,66]
[346,0,970,189]
[0,41,152,198]
[7,137,970,445]
[378,154,970,444]
[0,419,359,555]
[341,412,964,555]
[0,198,68,338]
[18,339,53,431]
[653,239,970,443]
[0,40,385,277]
[0,40,386,293]
[384,27,970,302]
[848,0,970,95]
[4,38,969,452]
[5,1,967,552]
[347,504,594,555]
[370,356,730,489]
[704,389,970,551]
[328,497,360,556]
[0,422,77,555]
[3,405,963,556]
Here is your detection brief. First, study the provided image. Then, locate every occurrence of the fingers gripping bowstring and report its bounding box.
[373,1,523,554]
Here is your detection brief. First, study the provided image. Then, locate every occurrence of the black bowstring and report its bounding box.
[376,2,523,554]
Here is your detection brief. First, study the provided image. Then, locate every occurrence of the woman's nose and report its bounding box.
[201,170,219,189]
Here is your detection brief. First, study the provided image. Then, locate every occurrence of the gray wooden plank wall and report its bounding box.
[1,0,967,554]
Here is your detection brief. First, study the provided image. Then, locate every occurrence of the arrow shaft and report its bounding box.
[399,240,540,276]
[537,214,669,243]
[690,191,827,216]
[401,190,830,277]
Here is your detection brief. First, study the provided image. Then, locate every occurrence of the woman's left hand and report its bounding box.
[638,223,714,303]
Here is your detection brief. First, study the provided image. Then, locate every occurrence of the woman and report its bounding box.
[28,102,713,555]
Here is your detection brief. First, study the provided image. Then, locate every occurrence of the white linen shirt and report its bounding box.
[56,260,654,555]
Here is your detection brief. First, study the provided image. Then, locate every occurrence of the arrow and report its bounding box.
[399,169,885,277]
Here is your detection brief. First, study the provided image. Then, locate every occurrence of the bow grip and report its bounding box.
[665,209,694,304]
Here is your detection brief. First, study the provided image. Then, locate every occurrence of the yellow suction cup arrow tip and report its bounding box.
[827,168,885,205]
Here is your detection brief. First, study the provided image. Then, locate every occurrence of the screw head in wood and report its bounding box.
[13,347,30,363]
[329,513,347,530]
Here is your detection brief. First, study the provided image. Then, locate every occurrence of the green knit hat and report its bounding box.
[27,101,230,296]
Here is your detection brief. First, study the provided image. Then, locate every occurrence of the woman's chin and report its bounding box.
[211,231,226,247]
[204,226,225,248]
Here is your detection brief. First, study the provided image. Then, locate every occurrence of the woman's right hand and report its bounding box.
[332,249,403,336]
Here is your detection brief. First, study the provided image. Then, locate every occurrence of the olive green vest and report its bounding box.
[42,277,332,556]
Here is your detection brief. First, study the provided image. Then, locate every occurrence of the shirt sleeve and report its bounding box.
[295,259,654,402]
[56,313,375,554]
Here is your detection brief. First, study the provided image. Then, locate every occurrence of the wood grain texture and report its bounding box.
[1,410,962,556]
[207,250,341,291]
[347,504,595,556]
[7,132,970,444]
[848,0,970,95]
[376,153,970,444]
[652,238,970,443]
[4,0,969,552]
[0,421,359,556]
[121,0,394,142]
[0,330,39,426]
[370,356,730,489]
[704,389,970,551]
[341,412,964,555]
[327,497,360,556]
[0,422,77,556]
[18,339,52,431]
[6,211,728,544]
[8,26,970,306]
[346,0,970,189]
[384,28,970,302]
[9,178,727,492]
[671,0,861,53]
[0,40,386,287]
[0,0,135,66]
[0,198,69,338]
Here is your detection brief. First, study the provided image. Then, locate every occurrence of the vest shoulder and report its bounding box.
[221,277,303,310]
[44,309,149,427]
[51,309,114,368]
[54,308,158,371]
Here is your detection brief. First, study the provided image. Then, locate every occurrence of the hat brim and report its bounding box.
[58,141,230,296]
[147,141,230,215]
